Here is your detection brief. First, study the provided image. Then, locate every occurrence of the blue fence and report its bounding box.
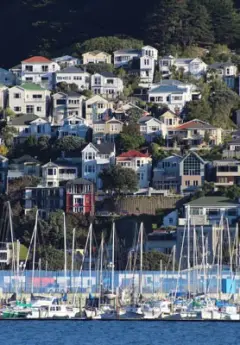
[0,269,238,294]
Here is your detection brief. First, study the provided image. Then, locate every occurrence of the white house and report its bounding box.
[52,91,84,123]
[9,114,51,143]
[139,55,155,84]
[0,68,16,86]
[159,56,207,78]
[84,95,114,126]
[114,49,141,68]
[42,161,78,187]
[9,83,51,117]
[56,66,90,90]
[81,142,115,189]
[90,72,124,98]
[138,116,167,141]
[208,62,237,78]
[57,115,89,139]
[21,56,60,90]
[148,80,200,113]
[116,150,152,189]
[114,46,158,69]
[52,55,81,68]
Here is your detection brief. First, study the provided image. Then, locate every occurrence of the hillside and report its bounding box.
[1,0,240,67]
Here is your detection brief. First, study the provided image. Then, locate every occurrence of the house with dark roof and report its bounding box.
[116,150,152,189]
[138,116,167,142]
[207,62,238,89]
[66,178,95,214]
[167,119,222,148]
[82,51,111,64]
[159,55,207,78]
[52,55,81,68]
[21,56,60,90]
[179,151,206,194]
[148,80,200,113]
[81,142,115,189]
[90,72,123,98]
[56,66,90,90]
[8,83,51,118]
[8,155,41,179]
[8,114,51,143]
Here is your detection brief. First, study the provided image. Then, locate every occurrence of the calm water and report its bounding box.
[3,321,240,345]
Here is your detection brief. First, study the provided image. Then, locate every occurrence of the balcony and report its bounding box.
[59,173,77,180]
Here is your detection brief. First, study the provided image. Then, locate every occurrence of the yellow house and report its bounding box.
[82,51,112,64]
[160,110,182,129]
[93,117,123,143]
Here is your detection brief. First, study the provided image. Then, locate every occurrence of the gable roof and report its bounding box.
[66,178,93,186]
[138,116,163,125]
[58,66,85,74]
[82,50,110,56]
[160,110,178,118]
[22,56,52,63]
[181,151,205,165]
[114,49,141,55]
[86,95,109,104]
[118,150,150,158]
[208,62,236,69]
[10,114,40,126]
[175,119,216,130]
[83,142,115,154]
[185,196,238,208]
[98,72,115,78]
[12,155,40,164]
[19,83,46,91]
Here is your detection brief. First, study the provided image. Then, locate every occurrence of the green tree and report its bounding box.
[118,123,145,151]
[99,165,138,194]
[1,126,18,147]
[225,185,240,200]
[53,136,85,153]
[81,89,93,98]
[5,108,16,118]
[84,63,114,75]
[75,36,143,55]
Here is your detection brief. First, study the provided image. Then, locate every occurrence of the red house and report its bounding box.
[66,178,95,215]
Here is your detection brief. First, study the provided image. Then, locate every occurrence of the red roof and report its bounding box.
[175,119,215,131]
[22,56,52,63]
[118,150,150,158]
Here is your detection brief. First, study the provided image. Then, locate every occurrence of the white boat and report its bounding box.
[27,304,79,319]
[125,304,143,316]
[84,307,102,319]
[142,301,172,319]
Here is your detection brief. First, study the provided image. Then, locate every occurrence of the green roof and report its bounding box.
[20,83,45,91]
[185,196,238,208]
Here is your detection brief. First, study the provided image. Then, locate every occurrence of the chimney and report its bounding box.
[96,139,101,145]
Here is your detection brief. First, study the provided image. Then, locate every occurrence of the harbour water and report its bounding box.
[4,321,240,345]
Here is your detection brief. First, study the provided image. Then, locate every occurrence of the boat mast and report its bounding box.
[89,223,92,295]
[139,222,143,296]
[71,228,76,292]
[31,209,38,294]
[99,232,104,297]
[187,205,191,294]
[8,202,15,277]
[111,222,115,293]
[63,212,67,293]
[201,226,206,295]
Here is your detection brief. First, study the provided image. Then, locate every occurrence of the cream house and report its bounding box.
[93,117,123,143]
[160,110,182,129]
[84,95,114,126]
[0,85,8,109]
[90,72,124,98]
[82,51,111,64]
[9,83,51,117]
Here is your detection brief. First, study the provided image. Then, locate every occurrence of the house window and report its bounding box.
[14,107,21,112]
[185,181,190,186]
[14,93,21,99]
[226,68,230,75]
[172,96,182,101]
[47,168,56,175]
[33,94,42,99]
[183,155,201,175]
[26,77,33,81]
[25,65,33,72]
[156,97,163,102]
[193,180,199,186]
[169,218,173,224]
[144,59,150,65]
[26,105,34,114]
[36,107,42,112]
[137,160,141,167]
[94,77,101,85]
[106,79,114,84]
[42,65,49,72]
